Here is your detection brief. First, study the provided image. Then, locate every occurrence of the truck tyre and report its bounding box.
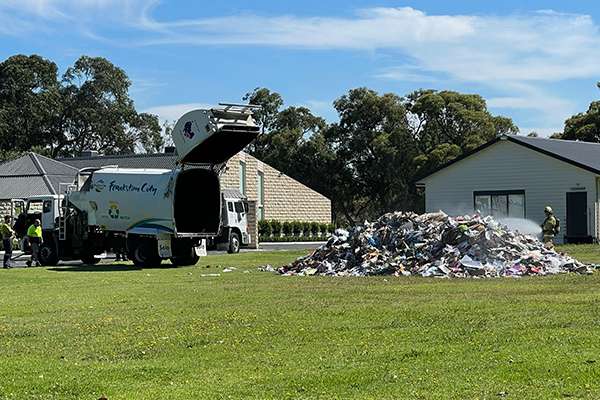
[81,254,101,265]
[131,238,161,267]
[228,232,240,254]
[39,243,58,266]
[171,247,200,266]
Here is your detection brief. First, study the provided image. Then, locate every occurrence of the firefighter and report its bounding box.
[541,206,556,249]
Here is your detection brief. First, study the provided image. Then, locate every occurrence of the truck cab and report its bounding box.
[14,195,62,241]
[214,189,251,253]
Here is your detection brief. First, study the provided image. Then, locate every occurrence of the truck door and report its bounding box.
[233,200,249,244]
[41,200,56,231]
[25,198,58,232]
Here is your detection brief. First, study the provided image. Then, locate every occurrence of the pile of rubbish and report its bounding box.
[277,211,595,278]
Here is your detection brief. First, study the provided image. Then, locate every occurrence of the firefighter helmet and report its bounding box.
[545,206,553,214]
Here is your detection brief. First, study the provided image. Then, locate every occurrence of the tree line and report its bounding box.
[242,87,519,225]
[0,54,163,159]
[2,54,599,226]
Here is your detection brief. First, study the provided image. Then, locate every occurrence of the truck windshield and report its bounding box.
[27,200,43,214]
[234,202,245,213]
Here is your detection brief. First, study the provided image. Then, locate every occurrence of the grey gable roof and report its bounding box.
[57,152,178,170]
[508,135,600,173]
[413,135,600,183]
[0,153,79,199]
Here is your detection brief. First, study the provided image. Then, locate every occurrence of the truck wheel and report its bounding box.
[39,243,58,266]
[81,254,101,265]
[131,238,161,267]
[170,247,200,266]
[228,232,240,254]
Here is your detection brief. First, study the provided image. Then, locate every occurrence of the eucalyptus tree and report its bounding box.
[0,54,62,152]
[325,87,417,224]
[404,89,518,174]
[560,82,600,142]
[242,87,284,159]
[0,54,162,158]
[59,55,162,157]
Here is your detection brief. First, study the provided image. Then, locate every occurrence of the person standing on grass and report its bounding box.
[1,215,15,269]
[541,206,556,249]
[26,219,43,267]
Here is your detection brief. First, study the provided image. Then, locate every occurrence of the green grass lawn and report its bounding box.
[0,245,599,399]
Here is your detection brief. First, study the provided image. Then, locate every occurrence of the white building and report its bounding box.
[414,135,600,244]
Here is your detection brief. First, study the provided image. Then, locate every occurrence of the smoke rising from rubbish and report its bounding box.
[497,218,543,237]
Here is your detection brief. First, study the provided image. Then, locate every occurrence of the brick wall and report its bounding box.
[0,200,27,219]
[0,201,11,219]
[246,200,259,249]
[221,152,331,223]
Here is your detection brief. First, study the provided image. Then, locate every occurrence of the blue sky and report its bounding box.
[2,0,600,138]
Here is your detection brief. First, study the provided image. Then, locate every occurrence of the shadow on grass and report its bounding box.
[47,263,181,272]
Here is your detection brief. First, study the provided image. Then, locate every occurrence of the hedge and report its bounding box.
[258,219,335,239]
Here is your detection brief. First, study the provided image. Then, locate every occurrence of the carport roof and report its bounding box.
[413,135,600,183]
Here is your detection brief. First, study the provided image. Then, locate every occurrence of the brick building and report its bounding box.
[220,152,331,223]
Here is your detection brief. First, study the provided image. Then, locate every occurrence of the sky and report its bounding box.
[1,0,600,138]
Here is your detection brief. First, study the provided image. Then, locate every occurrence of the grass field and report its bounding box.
[0,245,599,399]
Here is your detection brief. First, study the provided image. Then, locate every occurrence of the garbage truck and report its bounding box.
[17,103,259,267]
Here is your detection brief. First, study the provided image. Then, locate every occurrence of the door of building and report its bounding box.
[566,192,588,242]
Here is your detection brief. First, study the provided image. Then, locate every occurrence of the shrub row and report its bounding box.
[258,219,336,238]
[258,236,329,242]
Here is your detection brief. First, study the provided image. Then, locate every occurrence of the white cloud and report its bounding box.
[146,7,476,48]
[487,91,572,113]
[4,4,600,85]
[486,87,575,137]
[0,0,158,32]
[133,7,600,84]
[408,11,600,84]
[373,66,442,83]
[2,4,599,136]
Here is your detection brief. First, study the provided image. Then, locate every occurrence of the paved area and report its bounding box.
[1,250,113,269]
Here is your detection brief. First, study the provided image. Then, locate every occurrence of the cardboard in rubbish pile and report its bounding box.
[275,211,595,278]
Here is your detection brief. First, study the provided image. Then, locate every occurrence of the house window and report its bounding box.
[257,171,264,220]
[239,161,245,195]
[474,191,525,219]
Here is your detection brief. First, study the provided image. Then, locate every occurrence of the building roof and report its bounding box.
[58,152,178,170]
[0,153,79,199]
[414,135,600,183]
